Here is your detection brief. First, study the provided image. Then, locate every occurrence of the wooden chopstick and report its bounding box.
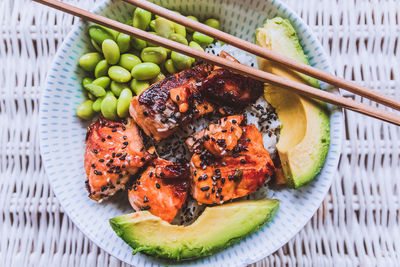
[124,0,400,112]
[33,0,400,126]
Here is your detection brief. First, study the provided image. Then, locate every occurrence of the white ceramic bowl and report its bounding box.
[39,0,343,266]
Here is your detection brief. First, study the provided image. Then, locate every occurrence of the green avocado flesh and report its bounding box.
[256,17,330,188]
[110,199,279,260]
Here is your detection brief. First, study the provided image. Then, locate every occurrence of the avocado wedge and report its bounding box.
[256,17,330,188]
[110,199,279,260]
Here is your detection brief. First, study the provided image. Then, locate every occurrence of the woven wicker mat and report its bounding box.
[1,0,400,266]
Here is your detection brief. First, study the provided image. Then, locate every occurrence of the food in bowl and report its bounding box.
[75,4,330,261]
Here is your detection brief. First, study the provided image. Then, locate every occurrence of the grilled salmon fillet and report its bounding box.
[84,117,154,201]
[128,158,189,223]
[129,52,263,142]
[186,115,275,204]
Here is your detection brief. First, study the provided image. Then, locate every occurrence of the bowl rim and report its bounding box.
[39,0,343,266]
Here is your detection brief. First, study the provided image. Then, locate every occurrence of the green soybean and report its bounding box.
[164,59,178,74]
[110,81,129,97]
[131,62,160,80]
[133,8,152,30]
[204,18,220,29]
[149,20,156,31]
[92,76,110,89]
[102,39,120,65]
[94,60,109,78]
[116,33,131,53]
[82,77,93,88]
[173,23,186,37]
[131,37,147,50]
[101,94,118,119]
[91,38,102,53]
[89,24,119,45]
[92,97,103,112]
[186,15,198,32]
[169,33,188,45]
[140,47,167,65]
[108,66,132,83]
[78,52,102,71]
[192,31,214,46]
[189,41,204,51]
[84,83,106,97]
[87,93,96,101]
[130,79,150,95]
[119,53,142,71]
[154,17,175,38]
[117,89,133,118]
[146,32,159,47]
[171,51,192,70]
[76,100,95,120]
[150,72,166,84]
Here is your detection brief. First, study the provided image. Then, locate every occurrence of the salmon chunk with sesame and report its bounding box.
[128,158,190,223]
[84,117,154,201]
[186,115,275,204]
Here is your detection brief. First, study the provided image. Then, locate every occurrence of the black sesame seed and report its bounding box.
[112,153,116,158]
[91,163,96,168]
[116,153,122,157]
[212,187,215,193]
[201,186,210,191]
[140,205,151,211]
[99,159,105,162]
[232,120,237,124]
[143,195,149,203]
[93,149,98,154]
[133,185,138,191]
[122,126,126,131]
[107,170,113,173]
[160,172,165,177]
[123,136,127,140]
[240,159,246,164]
[228,175,233,181]
[217,188,222,193]
[233,154,239,158]
[194,170,197,176]
[94,170,102,175]
[221,129,227,133]
[143,111,148,117]
[176,95,180,101]
[204,135,210,141]
[111,129,117,132]
[119,174,123,178]
[141,157,146,162]
[107,135,112,139]
[221,178,225,184]
[198,177,203,182]
[220,195,224,200]
[231,126,234,132]
[123,141,128,145]
[206,192,210,198]
[101,138,105,142]
[149,172,153,177]
[156,183,161,189]
[122,164,126,168]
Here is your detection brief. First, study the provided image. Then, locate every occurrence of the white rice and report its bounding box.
[159,43,281,225]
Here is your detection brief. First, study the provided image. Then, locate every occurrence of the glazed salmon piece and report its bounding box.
[128,158,189,223]
[84,117,154,201]
[186,115,275,204]
[129,52,264,142]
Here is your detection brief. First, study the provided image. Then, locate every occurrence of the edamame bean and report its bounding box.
[150,72,166,84]
[108,66,132,83]
[164,59,178,74]
[131,37,147,50]
[91,38,102,52]
[116,33,131,53]
[101,94,118,119]
[192,31,214,46]
[131,62,160,80]
[110,81,129,97]
[87,93,96,101]
[130,79,150,95]
[171,51,192,70]
[146,32,158,47]
[102,39,120,65]
[173,23,186,37]
[89,24,119,45]
[140,47,167,65]
[82,77,93,88]
[189,41,204,51]
[76,100,95,120]
[84,83,106,97]
[117,89,133,118]
[78,52,102,71]
[186,16,198,32]
[149,20,156,31]
[133,8,152,30]
[154,17,175,38]
[119,53,142,71]
[92,97,103,112]
[94,60,109,78]
[169,33,188,45]
[204,18,220,29]
[92,76,111,89]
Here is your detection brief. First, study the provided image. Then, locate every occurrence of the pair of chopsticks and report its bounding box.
[33,0,400,126]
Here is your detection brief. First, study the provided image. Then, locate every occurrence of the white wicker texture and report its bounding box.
[0,0,399,266]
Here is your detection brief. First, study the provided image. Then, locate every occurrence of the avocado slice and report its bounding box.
[256,17,330,188]
[110,199,279,260]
